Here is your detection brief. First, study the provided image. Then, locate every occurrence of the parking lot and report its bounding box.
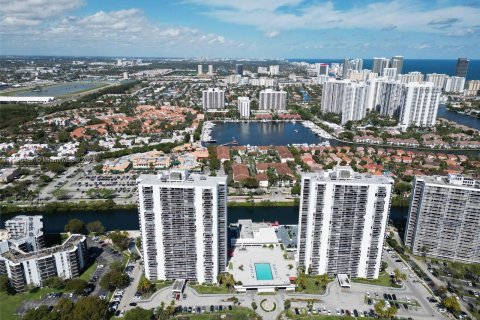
[66,171,137,200]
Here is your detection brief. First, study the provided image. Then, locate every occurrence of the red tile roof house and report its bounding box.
[257,146,271,154]
[256,163,296,186]
[300,153,315,167]
[255,173,269,188]
[402,156,412,164]
[275,146,294,163]
[232,164,250,182]
[391,155,402,163]
[216,146,230,163]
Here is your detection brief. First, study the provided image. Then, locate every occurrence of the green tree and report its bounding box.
[72,296,107,320]
[43,276,65,290]
[137,277,154,295]
[314,273,329,290]
[243,177,259,189]
[393,268,407,283]
[165,300,176,317]
[86,221,105,235]
[0,275,15,294]
[124,307,154,320]
[64,278,88,294]
[374,300,398,318]
[93,164,103,174]
[64,219,85,234]
[291,184,301,195]
[217,273,236,291]
[108,230,130,250]
[21,305,51,320]
[100,270,130,291]
[55,298,75,320]
[295,271,308,291]
[442,296,461,313]
[58,130,70,143]
[380,261,388,272]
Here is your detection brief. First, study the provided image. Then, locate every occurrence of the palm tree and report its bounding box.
[165,300,176,317]
[393,268,407,283]
[314,273,329,290]
[223,273,236,291]
[137,277,152,294]
[295,271,308,291]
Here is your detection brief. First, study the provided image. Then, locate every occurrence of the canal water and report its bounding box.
[437,105,480,131]
[0,206,409,234]
[14,82,105,97]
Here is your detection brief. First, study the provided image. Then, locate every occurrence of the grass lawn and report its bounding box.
[174,307,260,319]
[351,271,401,288]
[190,284,231,294]
[156,281,173,291]
[79,262,97,281]
[0,288,58,320]
[299,277,333,294]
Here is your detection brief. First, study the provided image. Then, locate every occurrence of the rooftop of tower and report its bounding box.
[304,166,393,185]
[137,170,227,187]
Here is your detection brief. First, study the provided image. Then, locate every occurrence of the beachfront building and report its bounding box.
[404,175,480,263]
[297,166,393,279]
[137,170,227,284]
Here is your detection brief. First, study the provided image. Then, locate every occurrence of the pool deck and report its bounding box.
[230,245,296,292]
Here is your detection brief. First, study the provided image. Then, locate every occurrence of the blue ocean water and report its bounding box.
[287,59,480,80]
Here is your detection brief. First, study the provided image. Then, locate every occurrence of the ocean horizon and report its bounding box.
[287,58,480,80]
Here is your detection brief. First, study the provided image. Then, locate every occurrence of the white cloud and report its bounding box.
[265,30,280,38]
[0,0,84,27]
[1,6,238,54]
[191,0,480,37]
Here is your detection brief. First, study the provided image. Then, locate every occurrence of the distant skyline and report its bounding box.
[1,0,480,58]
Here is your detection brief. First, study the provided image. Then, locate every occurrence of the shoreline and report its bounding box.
[0,200,409,215]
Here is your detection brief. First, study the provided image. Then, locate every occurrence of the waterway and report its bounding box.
[0,206,409,234]
[209,121,329,146]
[11,82,106,97]
[438,104,480,131]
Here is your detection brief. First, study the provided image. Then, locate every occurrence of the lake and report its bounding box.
[0,206,409,234]
[209,121,329,146]
[12,82,106,97]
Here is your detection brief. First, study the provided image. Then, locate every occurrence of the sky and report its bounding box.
[1,0,480,59]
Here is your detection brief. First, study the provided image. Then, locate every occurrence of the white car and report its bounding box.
[115,290,125,295]
[133,295,141,301]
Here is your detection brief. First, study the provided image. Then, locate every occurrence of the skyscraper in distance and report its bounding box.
[235,64,243,76]
[372,57,390,75]
[456,58,469,78]
[390,56,404,74]
[342,58,349,79]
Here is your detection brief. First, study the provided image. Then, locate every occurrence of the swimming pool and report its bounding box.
[255,263,273,280]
